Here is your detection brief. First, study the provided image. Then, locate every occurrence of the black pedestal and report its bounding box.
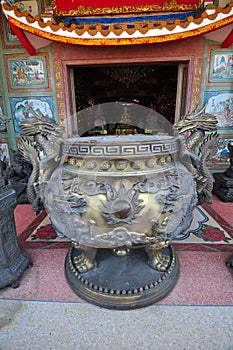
[65,245,179,310]
[213,172,233,202]
[0,186,31,289]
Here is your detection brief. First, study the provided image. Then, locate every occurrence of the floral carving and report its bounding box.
[101,180,144,225]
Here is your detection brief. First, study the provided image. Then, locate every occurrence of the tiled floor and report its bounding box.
[211,195,233,227]
[0,194,232,349]
[0,249,232,306]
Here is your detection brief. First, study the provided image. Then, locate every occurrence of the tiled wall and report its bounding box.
[0,9,232,172]
[201,40,233,172]
[0,8,57,167]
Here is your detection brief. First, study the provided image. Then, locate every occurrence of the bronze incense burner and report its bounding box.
[18,103,218,309]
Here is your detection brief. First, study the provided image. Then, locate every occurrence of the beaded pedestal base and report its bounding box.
[65,245,179,310]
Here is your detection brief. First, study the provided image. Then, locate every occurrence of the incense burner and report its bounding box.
[45,134,196,249]
[42,133,196,308]
[18,103,218,309]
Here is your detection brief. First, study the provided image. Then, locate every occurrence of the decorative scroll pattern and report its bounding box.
[51,0,203,16]
[62,140,178,157]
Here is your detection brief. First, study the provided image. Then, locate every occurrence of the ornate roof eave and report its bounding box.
[1,0,233,54]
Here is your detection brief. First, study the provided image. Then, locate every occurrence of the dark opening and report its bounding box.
[73,63,178,135]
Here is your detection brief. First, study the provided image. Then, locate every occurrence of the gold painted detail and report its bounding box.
[51,0,203,16]
[66,156,173,171]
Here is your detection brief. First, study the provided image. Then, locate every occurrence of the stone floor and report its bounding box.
[0,301,232,350]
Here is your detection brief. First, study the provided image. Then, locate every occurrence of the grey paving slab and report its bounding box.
[0,300,232,350]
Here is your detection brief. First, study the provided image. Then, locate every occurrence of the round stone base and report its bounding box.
[65,245,179,310]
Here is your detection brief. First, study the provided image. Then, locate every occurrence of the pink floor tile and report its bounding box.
[0,249,232,306]
[160,251,233,305]
[211,194,233,227]
[0,249,82,303]
[14,204,37,235]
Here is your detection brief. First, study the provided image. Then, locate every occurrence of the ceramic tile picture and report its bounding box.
[204,91,233,129]
[0,140,10,165]
[8,56,49,90]
[1,14,21,46]
[209,50,233,83]
[0,98,7,132]
[207,135,233,169]
[10,97,55,132]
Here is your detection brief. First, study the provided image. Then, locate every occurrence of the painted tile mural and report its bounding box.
[204,91,233,129]
[0,98,7,132]
[0,141,10,165]
[8,56,48,90]
[207,135,233,169]
[10,97,55,132]
[209,50,233,83]
[1,14,20,46]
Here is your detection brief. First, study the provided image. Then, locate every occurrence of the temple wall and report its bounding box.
[200,40,233,171]
[52,36,205,136]
[0,9,232,172]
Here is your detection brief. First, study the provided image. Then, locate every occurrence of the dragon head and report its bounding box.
[174,105,218,134]
[20,114,64,139]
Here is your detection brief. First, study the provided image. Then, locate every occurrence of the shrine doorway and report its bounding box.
[69,62,188,136]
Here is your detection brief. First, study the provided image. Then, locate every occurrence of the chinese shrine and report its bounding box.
[0,0,232,169]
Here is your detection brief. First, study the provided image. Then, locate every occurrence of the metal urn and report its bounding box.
[18,103,218,309]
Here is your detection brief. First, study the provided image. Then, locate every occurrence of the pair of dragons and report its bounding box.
[17,105,218,214]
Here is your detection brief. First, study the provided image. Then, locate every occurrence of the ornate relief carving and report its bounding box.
[62,138,178,157]
[51,0,203,17]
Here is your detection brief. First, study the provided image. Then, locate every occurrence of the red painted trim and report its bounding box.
[221,28,233,48]
[8,15,233,46]
[8,22,36,55]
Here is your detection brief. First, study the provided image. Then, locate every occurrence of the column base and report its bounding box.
[0,246,31,289]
